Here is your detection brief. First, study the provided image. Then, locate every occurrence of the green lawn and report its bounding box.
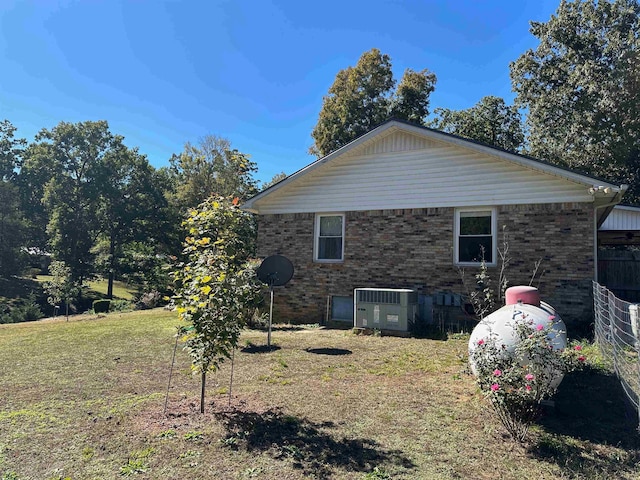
[35,276,137,301]
[0,311,638,479]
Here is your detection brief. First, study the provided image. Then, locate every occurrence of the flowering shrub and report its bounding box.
[469,316,585,442]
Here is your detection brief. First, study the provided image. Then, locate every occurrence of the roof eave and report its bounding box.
[241,119,626,213]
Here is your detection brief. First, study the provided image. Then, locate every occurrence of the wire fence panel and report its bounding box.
[592,281,640,429]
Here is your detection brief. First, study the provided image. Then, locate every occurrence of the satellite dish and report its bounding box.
[257,255,294,287]
[256,255,294,347]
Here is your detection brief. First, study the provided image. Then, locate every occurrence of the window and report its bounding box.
[315,214,344,262]
[454,208,497,265]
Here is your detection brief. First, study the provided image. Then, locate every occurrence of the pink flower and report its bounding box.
[493,369,502,376]
[525,373,535,381]
[548,315,556,321]
[574,345,582,351]
[525,385,532,391]
[536,324,544,331]
[490,384,500,391]
[477,339,485,346]
[578,355,586,362]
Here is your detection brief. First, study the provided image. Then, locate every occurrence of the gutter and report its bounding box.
[593,184,628,281]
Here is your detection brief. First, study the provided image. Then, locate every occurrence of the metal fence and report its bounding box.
[592,281,640,428]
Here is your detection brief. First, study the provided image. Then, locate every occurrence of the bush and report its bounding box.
[92,299,111,314]
[469,317,586,442]
[109,299,132,312]
[27,267,41,279]
[0,295,43,324]
[245,307,269,329]
[135,291,163,310]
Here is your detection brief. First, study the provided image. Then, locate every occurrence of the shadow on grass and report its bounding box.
[305,348,352,356]
[215,407,415,477]
[240,343,282,354]
[251,324,320,332]
[0,276,43,299]
[529,367,640,477]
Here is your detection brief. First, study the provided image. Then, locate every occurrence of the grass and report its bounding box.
[0,311,639,479]
[35,275,137,301]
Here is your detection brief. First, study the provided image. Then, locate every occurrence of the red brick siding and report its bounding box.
[256,203,594,329]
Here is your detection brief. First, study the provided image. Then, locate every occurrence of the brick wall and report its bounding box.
[256,203,594,330]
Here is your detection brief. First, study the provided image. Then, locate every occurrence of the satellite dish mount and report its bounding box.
[256,255,294,347]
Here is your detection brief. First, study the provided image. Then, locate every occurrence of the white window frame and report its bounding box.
[314,213,345,263]
[454,207,497,266]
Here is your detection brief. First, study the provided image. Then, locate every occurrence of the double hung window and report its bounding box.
[455,208,497,266]
[314,214,344,262]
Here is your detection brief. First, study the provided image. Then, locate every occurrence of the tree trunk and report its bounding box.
[200,370,206,414]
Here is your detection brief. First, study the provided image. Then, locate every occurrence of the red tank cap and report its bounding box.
[505,286,540,307]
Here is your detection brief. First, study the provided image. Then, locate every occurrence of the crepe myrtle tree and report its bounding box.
[171,196,263,413]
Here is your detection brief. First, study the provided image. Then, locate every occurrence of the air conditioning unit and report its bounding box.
[354,288,418,332]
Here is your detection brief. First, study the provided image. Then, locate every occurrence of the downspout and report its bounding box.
[592,185,628,282]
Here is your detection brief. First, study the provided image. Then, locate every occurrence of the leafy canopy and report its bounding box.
[430,96,524,153]
[172,196,262,375]
[510,0,640,202]
[169,135,258,212]
[310,48,436,157]
[0,120,27,278]
[0,119,26,181]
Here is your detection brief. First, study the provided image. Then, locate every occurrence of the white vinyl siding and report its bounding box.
[454,208,497,266]
[599,205,640,231]
[251,133,594,215]
[314,214,345,262]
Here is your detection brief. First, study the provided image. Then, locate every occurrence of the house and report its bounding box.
[243,120,626,330]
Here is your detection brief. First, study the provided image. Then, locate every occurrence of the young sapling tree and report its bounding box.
[43,260,80,320]
[171,196,263,413]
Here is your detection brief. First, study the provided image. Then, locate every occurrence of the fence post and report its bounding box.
[633,304,640,431]
[595,282,640,430]
[608,290,619,377]
[593,281,603,347]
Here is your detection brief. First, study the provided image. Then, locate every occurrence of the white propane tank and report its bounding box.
[468,287,567,389]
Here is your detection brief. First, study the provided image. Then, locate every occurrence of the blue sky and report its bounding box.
[1,0,560,184]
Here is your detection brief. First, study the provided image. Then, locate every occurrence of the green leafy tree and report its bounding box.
[261,171,287,190]
[169,135,259,212]
[0,120,26,181]
[43,260,80,320]
[0,182,27,278]
[151,166,186,257]
[111,241,171,294]
[172,196,263,413]
[510,0,640,202]
[94,144,168,298]
[23,120,166,289]
[17,141,59,253]
[430,96,525,152]
[310,48,437,157]
[391,68,437,124]
[28,121,117,282]
[0,120,27,278]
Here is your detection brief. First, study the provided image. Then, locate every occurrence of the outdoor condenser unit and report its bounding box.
[354,288,418,332]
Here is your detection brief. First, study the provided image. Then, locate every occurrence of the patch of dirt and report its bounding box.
[134,393,277,435]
